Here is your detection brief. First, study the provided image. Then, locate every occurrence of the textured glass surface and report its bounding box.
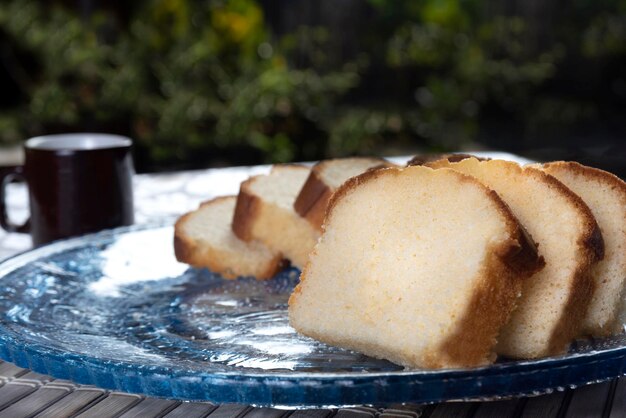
[0,224,624,407]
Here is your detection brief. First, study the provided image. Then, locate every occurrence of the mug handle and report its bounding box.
[0,166,30,233]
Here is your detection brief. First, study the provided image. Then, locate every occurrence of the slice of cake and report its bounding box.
[543,161,626,336]
[174,196,284,279]
[289,165,543,369]
[232,165,320,269]
[407,153,488,166]
[294,157,393,231]
[427,158,603,358]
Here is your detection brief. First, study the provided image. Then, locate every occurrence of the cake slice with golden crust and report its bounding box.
[174,196,284,279]
[407,153,488,166]
[233,165,320,269]
[289,165,543,369]
[294,157,393,231]
[427,158,603,358]
[543,161,626,336]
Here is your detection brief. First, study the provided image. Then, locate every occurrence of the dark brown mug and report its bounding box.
[0,134,135,246]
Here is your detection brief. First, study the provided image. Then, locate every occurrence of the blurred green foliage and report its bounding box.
[385,13,562,148]
[0,0,360,167]
[0,0,624,169]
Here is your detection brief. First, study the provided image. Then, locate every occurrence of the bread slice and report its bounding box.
[174,196,284,279]
[407,153,489,166]
[543,161,626,336]
[232,165,320,269]
[294,157,393,231]
[289,165,543,369]
[426,158,604,358]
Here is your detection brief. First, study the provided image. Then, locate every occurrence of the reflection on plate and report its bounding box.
[0,224,623,407]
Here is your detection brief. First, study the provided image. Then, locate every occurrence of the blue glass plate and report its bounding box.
[0,224,624,407]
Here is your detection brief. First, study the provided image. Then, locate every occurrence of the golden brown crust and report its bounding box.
[584,225,605,262]
[434,244,527,367]
[368,162,397,171]
[543,161,625,263]
[253,257,288,280]
[495,214,546,277]
[524,167,602,353]
[197,195,232,207]
[174,235,284,280]
[269,163,310,175]
[174,232,238,279]
[325,167,400,226]
[293,170,332,232]
[173,212,198,264]
[174,196,285,280]
[175,196,235,271]
[547,264,595,352]
[232,178,262,242]
[294,159,395,232]
[407,153,489,167]
[544,161,626,199]
[174,205,247,279]
[524,166,604,264]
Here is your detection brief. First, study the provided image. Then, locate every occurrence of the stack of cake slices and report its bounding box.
[174,155,626,369]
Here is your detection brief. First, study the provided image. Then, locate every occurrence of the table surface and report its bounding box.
[0,153,623,417]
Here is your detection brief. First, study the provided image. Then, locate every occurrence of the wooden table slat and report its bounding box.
[74,392,143,418]
[0,381,38,411]
[472,398,521,418]
[384,404,423,414]
[206,403,250,418]
[519,391,565,418]
[242,407,287,418]
[379,407,420,417]
[0,385,70,418]
[428,402,476,418]
[288,409,332,418]
[334,410,375,418]
[16,371,53,384]
[349,407,378,414]
[564,380,613,418]
[610,378,626,418]
[163,401,217,418]
[0,362,27,379]
[34,388,106,418]
[118,397,181,418]
[45,379,77,388]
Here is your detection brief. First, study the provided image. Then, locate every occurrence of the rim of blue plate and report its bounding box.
[0,222,623,405]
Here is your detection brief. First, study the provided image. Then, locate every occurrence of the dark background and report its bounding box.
[0,0,625,175]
